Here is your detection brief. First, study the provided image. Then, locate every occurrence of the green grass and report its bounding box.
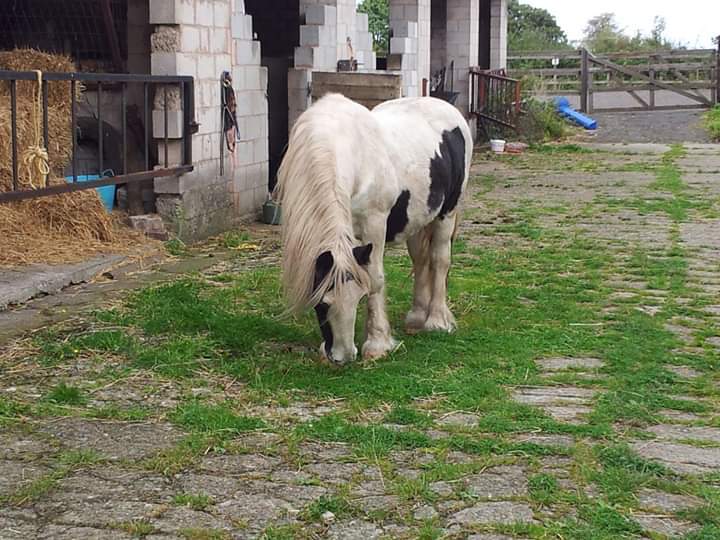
[703,105,720,141]
[179,529,231,540]
[44,382,85,406]
[165,237,188,256]
[0,396,29,423]
[173,492,214,511]
[301,494,354,522]
[384,405,433,427]
[528,473,561,505]
[221,230,251,248]
[8,144,720,537]
[112,519,156,537]
[170,402,266,436]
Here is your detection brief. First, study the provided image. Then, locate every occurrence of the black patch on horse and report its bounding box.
[385,190,411,242]
[428,127,466,219]
[313,251,335,356]
[314,302,333,357]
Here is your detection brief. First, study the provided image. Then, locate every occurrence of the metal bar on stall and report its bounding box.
[97,82,103,175]
[10,80,18,191]
[71,80,77,182]
[143,82,150,171]
[42,79,49,186]
[163,86,169,168]
[121,82,127,175]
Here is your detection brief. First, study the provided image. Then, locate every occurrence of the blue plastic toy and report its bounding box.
[554,97,598,130]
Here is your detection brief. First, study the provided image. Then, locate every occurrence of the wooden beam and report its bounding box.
[588,54,712,105]
[592,104,708,113]
[100,0,124,72]
[580,48,589,113]
[627,90,649,108]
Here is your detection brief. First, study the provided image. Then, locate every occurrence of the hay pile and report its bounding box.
[0,49,148,267]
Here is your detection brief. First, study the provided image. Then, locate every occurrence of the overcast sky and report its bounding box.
[521,0,719,49]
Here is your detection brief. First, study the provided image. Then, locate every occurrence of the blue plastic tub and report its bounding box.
[65,173,116,211]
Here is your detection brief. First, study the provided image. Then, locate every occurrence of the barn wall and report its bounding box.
[148,0,269,240]
[489,0,507,70]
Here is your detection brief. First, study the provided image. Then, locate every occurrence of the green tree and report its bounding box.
[358,0,390,56]
[508,0,569,51]
[583,13,674,52]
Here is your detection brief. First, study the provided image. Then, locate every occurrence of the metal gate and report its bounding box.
[0,71,196,204]
[509,42,719,113]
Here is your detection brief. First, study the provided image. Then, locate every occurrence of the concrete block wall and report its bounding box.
[289,0,377,133]
[446,0,479,114]
[149,0,269,240]
[295,4,337,71]
[354,12,376,72]
[389,0,430,98]
[490,0,508,70]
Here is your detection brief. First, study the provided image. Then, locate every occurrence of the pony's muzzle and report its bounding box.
[319,342,357,366]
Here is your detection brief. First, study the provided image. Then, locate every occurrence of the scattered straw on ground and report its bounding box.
[0,49,159,268]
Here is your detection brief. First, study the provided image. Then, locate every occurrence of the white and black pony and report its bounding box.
[275,94,473,365]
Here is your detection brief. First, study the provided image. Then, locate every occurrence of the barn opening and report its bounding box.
[243,0,300,192]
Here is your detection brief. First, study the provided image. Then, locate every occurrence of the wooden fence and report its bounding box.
[508,42,720,113]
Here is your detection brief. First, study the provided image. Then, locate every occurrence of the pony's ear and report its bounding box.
[353,244,373,266]
[314,251,334,290]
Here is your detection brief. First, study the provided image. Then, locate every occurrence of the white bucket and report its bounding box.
[490,139,506,154]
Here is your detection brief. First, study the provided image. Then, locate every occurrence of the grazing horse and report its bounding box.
[275,94,473,365]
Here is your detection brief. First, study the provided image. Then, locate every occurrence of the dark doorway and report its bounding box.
[478,0,491,70]
[244,0,299,192]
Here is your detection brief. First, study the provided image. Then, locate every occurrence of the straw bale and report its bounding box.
[0,49,159,268]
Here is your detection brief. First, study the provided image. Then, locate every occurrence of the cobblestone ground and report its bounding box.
[1,142,719,539]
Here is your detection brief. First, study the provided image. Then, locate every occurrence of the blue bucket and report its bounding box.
[65,171,116,211]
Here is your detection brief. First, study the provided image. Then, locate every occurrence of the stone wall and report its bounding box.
[148,0,269,240]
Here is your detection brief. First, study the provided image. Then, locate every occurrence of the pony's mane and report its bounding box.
[274,95,370,314]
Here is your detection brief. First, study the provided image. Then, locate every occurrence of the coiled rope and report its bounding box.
[21,70,50,188]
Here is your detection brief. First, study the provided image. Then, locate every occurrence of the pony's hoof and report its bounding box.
[423,310,457,333]
[362,337,397,360]
[405,310,427,334]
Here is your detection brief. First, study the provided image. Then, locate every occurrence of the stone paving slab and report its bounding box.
[449,501,535,526]
[647,424,720,443]
[631,441,720,475]
[636,488,703,512]
[464,466,528,499]
[36,418,182,461]
[634,514,699,536]
[0,255,126,311]
[0,462,49,497]
[512,386,596,423]
[537,357,604,372]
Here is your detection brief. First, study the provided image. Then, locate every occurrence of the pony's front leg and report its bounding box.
[424,215,457,332]
[361,236,396,360]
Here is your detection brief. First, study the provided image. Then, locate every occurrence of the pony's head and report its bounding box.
[312,244,373,365]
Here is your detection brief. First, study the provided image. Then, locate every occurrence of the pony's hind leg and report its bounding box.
[405,228,432,333]
[423,214,457,333]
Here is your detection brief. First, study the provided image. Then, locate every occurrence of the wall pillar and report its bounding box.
[148,0,269,240]
[489,0,507,70]
[446,0,479,114]
[388,0,430,97]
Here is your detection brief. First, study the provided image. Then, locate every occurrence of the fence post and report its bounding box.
[716,35,720,105]
[649,67,656,110]
[580,48,589,113]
